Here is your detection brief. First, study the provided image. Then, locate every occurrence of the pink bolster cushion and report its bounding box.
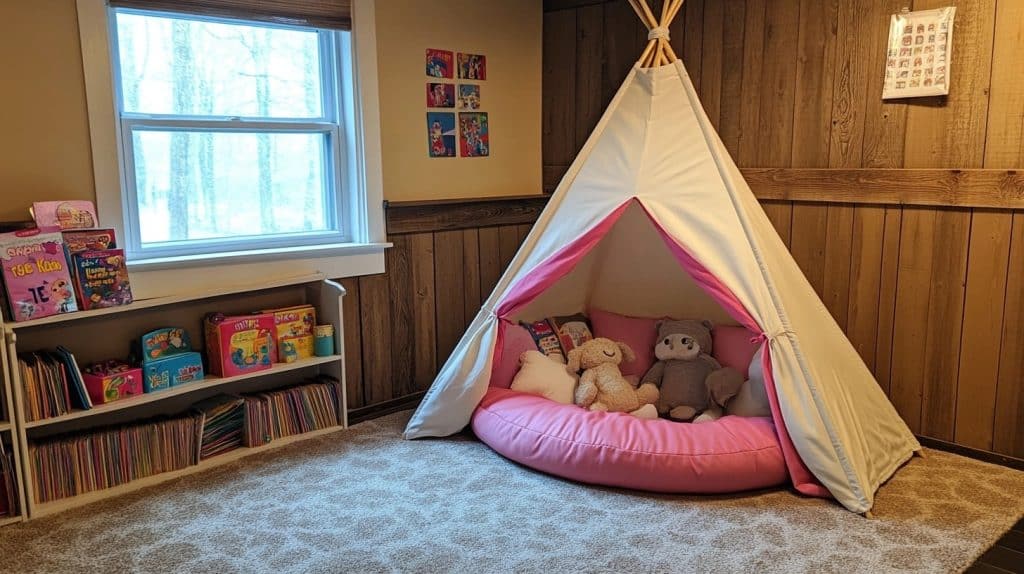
[472,387,788,493]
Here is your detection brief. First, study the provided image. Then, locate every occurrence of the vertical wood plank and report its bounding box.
[874,207,903,396]
[575,4,605,152]
[462,228,482,327]
[755,0,800,244]
[902,0,996,441]
[889,207,934,432]
[736,0,767,169]
[700,0,724,127]
[994,213,1024,458]
[498,225,521,271]
[387,235,414,397]
[410,233,437,391]
[862,0,909,169]
[516,223,532,246]
[788,202,828,296]
[434,230,466,365]
[955,210,1011,449]
[358,273,392,405]
[339,277,363,409]
[603,0,645,105]
[822,205,854,329]
[961,0,1024,451]
[717,0,747,156]
[543,9,577,182]
[847,205,885,370]
[682,0,704,91]
[478,226,502,297]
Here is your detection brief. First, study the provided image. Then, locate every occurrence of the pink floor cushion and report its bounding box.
[472,387,789,494]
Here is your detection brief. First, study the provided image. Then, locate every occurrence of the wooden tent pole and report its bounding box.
[668,0,685,26]
[627,0,655,29]
[636,0,660,32]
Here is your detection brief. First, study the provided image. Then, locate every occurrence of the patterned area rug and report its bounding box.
[0,411,1022,573]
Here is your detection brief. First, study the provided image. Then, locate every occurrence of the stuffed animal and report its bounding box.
[640,320,746,423]
[568,338,659,419]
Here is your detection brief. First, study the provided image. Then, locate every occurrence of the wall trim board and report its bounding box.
[347,391,425,425]
[543,0,608,11]
[544,166,1024,209]
[385,195,550,234]
[916,436,1024,471]
[745,168,1024,209]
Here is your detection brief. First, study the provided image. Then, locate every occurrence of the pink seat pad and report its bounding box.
[471,387,788,494]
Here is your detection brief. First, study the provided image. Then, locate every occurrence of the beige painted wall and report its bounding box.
[372,0,543,202]
[0,0,542,223]
[0,0,96,222]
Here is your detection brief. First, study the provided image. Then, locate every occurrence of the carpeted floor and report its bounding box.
[0,411,1022,574]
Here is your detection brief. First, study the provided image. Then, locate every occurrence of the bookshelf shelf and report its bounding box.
[2,277,349,520]
[8,272,325,331]
[31,424,346,519]
[24,355,342,430]
[0,514,22,528]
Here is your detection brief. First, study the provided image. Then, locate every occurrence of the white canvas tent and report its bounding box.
[404,0,920,514]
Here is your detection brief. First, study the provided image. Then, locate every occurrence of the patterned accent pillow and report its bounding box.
[519,314,593,364]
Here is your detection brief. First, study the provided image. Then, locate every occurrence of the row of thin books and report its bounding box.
[17,348,92,421]
[29,377,342,504]
[0,441,18,517]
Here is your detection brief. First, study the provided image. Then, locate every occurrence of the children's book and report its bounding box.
[62,228,116,254]
[72,249,133,310]
[0,227,79,322]
[30,201,98,230]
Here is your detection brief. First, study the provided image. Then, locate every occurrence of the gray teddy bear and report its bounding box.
[640,319,746,422]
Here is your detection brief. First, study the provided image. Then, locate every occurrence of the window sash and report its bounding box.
[108,0,352,31]
[108,8,352,259]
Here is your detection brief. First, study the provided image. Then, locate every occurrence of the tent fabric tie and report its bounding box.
[647,27,670,40]
[752,329,796,345]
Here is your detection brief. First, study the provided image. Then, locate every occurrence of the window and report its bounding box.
[109,9,358,258]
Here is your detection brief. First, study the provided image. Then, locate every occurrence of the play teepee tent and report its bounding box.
[404,0,920,513]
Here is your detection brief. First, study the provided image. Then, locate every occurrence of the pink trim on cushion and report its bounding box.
[495,201,632,319]
[637,201,829,500]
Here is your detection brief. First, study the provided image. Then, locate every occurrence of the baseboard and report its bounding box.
[348,392,426,425]
[916,436,1024,471]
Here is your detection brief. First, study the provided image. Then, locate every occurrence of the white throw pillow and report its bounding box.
[510,350,577,404]
[726,345,773,418]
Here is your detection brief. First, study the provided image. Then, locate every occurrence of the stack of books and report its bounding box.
[0,442,18,517]
[29,414,201,503]
[194,397,245,460]
[243,377,343,447]
[17,348,92,421]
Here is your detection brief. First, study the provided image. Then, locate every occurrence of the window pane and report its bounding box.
[115,12,324,118]
[132,130,332,245]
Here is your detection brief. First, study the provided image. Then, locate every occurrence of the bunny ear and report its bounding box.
[618,342,636,363]
[567,348,582,373]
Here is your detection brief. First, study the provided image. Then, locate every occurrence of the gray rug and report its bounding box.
[0,411,1022,573]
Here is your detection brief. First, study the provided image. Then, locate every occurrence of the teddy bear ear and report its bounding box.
[655,319,665,330]
[702,319,713,330]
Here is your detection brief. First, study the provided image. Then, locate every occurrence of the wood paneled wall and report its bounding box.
[338,197,546,416]
[542,0,1024,459]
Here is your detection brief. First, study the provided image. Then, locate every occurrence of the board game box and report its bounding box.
[72,248,133,310]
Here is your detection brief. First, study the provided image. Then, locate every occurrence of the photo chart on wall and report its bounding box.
[882,7,955,99]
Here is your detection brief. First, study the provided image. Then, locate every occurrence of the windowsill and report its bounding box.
[128,241,392,271]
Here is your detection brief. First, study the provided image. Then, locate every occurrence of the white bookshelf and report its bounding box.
[0,315,26,525]
[2,275,349,520]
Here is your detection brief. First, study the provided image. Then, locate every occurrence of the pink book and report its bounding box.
[0,227,79,322]
[31,201,98,230]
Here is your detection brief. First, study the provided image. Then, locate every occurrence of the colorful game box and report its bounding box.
[136,327,204,392]
[0,227,79,322]
[72,248,133,310]
[261,304,317,363]
[31,201,98,230]
[81,360,143,404]
[204,313,275,377]
[62,228,117,254]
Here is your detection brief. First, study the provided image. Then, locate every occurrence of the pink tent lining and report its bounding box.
[492,198,829,499]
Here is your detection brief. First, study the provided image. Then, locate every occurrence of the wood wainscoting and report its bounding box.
[341,190,1023,462]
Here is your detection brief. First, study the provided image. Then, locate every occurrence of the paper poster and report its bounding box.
[426,49,454,79]
[883,7,955,99]
[459,112,489,157]
[426,83,455,108]
[427,112,456,158]
[457,85,481,110]
[457,53,486,80]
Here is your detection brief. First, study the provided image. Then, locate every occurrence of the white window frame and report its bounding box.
[77,0,386,298]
